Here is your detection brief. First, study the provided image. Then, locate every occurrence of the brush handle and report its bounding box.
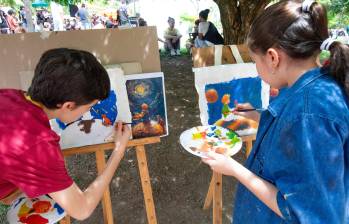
[234,108,264,112]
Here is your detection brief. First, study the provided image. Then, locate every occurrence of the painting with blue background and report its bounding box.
[205,77,262,124]
[56,90,118,129]
[126,77,166,126]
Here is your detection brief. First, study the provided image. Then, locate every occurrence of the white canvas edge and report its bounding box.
[124,72,164,80]
[124,72,169,138]
[193,64,270,125]
[105,67,132,123]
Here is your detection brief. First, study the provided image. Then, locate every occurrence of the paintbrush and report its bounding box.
[121,122,133,125]
[233,108,265,112]
[66,121,133,127]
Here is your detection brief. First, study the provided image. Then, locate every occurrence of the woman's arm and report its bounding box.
[202,153,283,218]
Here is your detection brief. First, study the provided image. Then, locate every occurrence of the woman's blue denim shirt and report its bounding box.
[233,67,349,223]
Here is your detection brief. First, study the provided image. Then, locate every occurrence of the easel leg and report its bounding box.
[203,175,214,210]
[96,150,114,224]
[61,158,71,224]
[136,145,158,224]
[245,140,253,158]
[59,216,71,224]
[213,171,222,224]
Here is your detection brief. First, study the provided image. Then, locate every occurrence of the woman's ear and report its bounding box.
[266,48,281,71]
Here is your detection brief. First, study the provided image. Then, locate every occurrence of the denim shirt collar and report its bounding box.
[268,67,327,117]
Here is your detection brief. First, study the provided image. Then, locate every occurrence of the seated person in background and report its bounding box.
[92,18,105,29]
[186,19,200,52]
[138,17,147,27]
[164,17,182,56]
[105,16,117,29]
[195,9,224,48]
[193,19,200,39]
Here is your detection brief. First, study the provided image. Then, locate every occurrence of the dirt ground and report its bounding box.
[0,55,247,224]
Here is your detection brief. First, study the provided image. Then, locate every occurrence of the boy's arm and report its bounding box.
[49,122,130,221]
[0,189,23,205]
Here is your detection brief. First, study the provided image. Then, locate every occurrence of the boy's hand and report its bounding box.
[113,121,131,153]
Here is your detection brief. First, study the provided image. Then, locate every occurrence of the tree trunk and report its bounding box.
[213,0,271,44]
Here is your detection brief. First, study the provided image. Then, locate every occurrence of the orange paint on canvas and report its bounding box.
[33,200,51,213]
[101,114,112,126]
[221,94,230,104]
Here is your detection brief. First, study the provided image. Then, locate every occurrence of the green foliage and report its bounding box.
[319,50,330,64]
[0,0,16,8]
[327,0,349,14]
[179,13,196,24]
[53,0,85,6]
[319,0,349,27]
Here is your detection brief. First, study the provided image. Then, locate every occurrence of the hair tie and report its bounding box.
[320,37,336,51]
[302,0,316,12]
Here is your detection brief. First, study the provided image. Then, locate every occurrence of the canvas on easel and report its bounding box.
[50,66,132,149]
[194,63,269,136]
[125,73,168,139]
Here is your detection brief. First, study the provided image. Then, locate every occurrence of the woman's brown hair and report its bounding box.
[247,0,349,95]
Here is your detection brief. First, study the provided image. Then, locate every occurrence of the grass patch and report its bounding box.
[160,48,190,58]
[0,204,9,224]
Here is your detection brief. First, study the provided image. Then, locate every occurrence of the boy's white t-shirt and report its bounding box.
[198,21,210,36]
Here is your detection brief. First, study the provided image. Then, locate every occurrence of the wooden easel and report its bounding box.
[192,45,257,224]
[202,135,256,223]
[59,136,160,224]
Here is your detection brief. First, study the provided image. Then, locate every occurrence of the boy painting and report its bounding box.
[0,48,131,220]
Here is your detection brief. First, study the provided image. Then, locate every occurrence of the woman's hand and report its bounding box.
[202,152,237,176]
[113,121,131,154]
[233,102,260,122]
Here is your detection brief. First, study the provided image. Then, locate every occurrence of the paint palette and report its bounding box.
[180,125,242,158]
[7,194,66,224]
